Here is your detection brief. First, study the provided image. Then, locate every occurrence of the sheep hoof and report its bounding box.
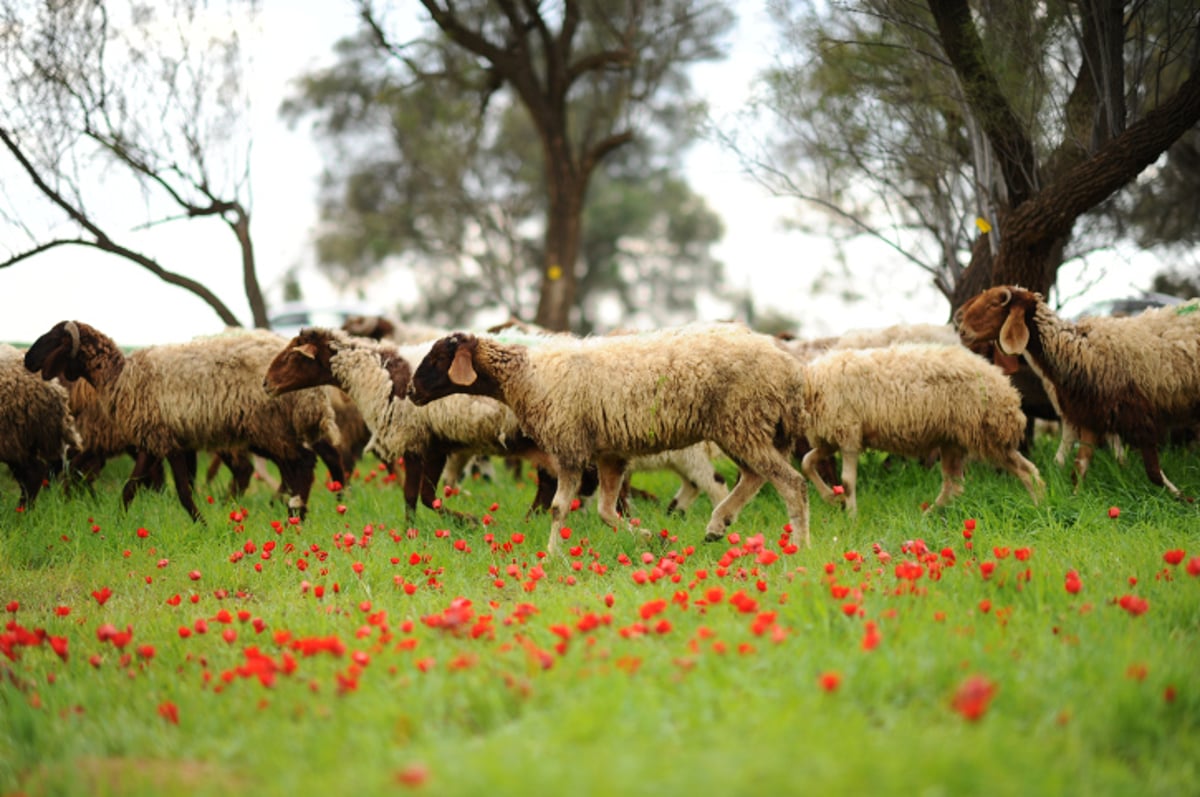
[703,530,725,543]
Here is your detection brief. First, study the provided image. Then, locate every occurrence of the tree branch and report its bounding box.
[926,0,1038,206]
[1007,66,1200,244]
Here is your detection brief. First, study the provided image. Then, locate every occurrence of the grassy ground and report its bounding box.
[1,437,1198,796]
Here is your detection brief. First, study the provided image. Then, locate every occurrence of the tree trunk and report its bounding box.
[230,208,269,328]
[534,146,584,332]
[949,50,1200,313]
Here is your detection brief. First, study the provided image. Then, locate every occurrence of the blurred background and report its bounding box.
[1,0,1196,346]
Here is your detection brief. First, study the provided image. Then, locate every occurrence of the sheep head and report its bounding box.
[264,328,340,396]
[956,286,1041,356]
[342,315,394,341]
[24,320,98,384]
[408,332,493,406]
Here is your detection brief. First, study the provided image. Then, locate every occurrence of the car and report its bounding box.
[267,301,387,338]
[1072,292,1185,319]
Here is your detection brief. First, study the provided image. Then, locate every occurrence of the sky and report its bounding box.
[0,1,1166,347]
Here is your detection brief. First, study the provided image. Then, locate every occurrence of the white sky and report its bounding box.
[0,1,1164,347]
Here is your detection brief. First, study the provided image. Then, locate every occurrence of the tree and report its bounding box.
[743,0,1200,314]
[0,0,267,329]
[327,0,735,331]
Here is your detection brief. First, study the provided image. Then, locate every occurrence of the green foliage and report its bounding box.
[281,1,735,330]
[2,435,1199,796]
[747,0,1200,303]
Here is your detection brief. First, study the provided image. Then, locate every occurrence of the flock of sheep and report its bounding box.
[4,284,1199,553]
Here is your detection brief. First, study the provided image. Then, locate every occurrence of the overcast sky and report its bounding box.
[0,1,1159,347]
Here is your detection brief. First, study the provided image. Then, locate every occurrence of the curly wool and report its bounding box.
[481,323,808,468]
[957,286,1200,495]
[409,322,811,552]
[0,343,81,471]
[319,330,523,462]
[803,343,1028,461]
[110,329,340,457]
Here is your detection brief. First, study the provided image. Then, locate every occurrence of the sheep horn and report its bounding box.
[998,287,1012,306]
[64,321,80,357]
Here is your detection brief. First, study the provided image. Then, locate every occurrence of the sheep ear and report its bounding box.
[447,346,477,386]
[293,343,318,359]
[998,305,1029,356]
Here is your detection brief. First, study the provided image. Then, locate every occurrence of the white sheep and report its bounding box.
[957,285,1200,497]
[405,322,811,554]
[799,342,1044,515]
[264,327,730,523]
[0,344,81,508]
[23,322,344,520]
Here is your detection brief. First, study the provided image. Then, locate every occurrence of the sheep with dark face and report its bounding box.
[406,323,811,554]
[23,322,344,520]
[265,327,544,522]
[956,286,1200,497]
[0,344,81,509]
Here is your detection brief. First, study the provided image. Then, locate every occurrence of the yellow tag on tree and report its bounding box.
[975,217,992,234]
[547,265,563,281]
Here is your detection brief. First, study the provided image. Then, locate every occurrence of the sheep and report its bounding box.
[831,322,961,350]
[23,322,345,520]
[0,344,82,508]
[798,342,1044,515]
[341,314,448,345]
[956,285,1200,497]
[264,327,550,522]
[404,322,811,554]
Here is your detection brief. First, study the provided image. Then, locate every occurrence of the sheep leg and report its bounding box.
[932,446,966,509]
[839,448,860,517]
[595,457,627,527]
[413,449,475,523]
[7,462,46,509]
[402,450,426,519]
[1139,445,1187,500]
[1054,424,1078,467]
[666,478,700,515]
[760,454,811,548]
[1002,449,1045,504]
[800,443,841,505]
[547,468,584,555]
[122,451,161,511]
[276,452,317,520]
[1071,429,1099,492]
[526,466,558,517]
[164,450,204,522]
[311,439,347,497]
[220,451,255,497]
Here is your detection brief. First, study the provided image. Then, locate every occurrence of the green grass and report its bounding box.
[2,437,1198,796]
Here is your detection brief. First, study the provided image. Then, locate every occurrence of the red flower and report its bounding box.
[4,601,17,613]
[158,701,179,725]
[91,587,112,606]
[639,599,668,620]
[861,621,881,651]
[1117,595,1149,616]
[1188,557,1200,577]
[952,675,997,721]
[818,671,842,692]
[1064,570,1082,594]
[1163,549,1186,566]
[395,763,429,788]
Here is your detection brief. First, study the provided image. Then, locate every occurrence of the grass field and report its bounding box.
[1,437,1198,796]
